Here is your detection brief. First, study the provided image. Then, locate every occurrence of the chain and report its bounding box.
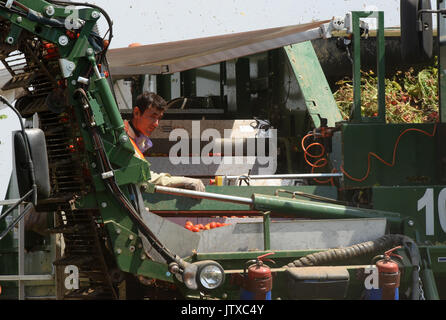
[417,266,426,300]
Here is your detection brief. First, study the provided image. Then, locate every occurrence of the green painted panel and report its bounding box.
[342,123,438,188]
[373,186,446,243]
[284,42,343,127]
[143,185,337,211]
[106,221,173,282]
[425,246,446,275]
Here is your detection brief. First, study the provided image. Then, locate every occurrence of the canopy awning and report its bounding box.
[107,20,330,77]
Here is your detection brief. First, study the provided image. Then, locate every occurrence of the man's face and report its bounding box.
[132,105,164,137]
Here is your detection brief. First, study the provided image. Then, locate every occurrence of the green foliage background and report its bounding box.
[333,63,439,123]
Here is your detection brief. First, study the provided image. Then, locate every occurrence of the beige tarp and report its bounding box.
[107,20,330,76]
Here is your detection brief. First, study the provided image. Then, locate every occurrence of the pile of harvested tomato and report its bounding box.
[333,65,439,123]
[184,220,231,232]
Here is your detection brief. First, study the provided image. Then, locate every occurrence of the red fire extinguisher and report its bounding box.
[240,252,275,300]
[375,246,403,300]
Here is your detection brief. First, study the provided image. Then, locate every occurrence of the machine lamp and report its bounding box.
[183,260,225,291]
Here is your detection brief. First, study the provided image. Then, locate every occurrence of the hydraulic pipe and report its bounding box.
[87,52,124,132]
[154,186,253,205]
[251,194,402,228]
[95,77,124,131]
[224,173,343,180]
[153,186,402,228]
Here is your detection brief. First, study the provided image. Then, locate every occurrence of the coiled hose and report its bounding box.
[283,233,424,299]
[284,234,416,268]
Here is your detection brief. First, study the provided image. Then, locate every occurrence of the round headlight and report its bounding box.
[199,264,224,289]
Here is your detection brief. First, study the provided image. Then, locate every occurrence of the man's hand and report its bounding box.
[179,177,206,192]
[148,172,206,192]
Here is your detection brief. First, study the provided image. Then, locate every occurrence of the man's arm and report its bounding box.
[149,171,205,192]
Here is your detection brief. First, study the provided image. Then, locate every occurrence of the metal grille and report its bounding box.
[52,208,117,299]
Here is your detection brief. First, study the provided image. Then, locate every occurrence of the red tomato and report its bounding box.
[185,221,193,226]
[185,225,193,231]
[192,226,200,232]
[210,222,217,229]
[197,224,204,230]
[216,222,223,227]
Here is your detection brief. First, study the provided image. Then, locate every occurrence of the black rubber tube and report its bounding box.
[284,234,411,268]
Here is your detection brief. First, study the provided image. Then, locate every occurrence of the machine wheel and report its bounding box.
[400,0,433,62]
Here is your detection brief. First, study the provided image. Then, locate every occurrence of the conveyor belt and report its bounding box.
[0,27,118,299]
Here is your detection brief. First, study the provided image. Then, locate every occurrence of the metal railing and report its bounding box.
[0,200,55,300]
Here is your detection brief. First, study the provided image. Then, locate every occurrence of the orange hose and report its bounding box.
[301,123,438,184]
[301,133,334,185]
[340,123,438,182]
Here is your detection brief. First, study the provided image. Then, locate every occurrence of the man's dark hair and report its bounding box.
[134,91,167,114]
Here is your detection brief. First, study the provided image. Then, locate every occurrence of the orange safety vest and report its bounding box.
[129,136,146,160]
[124,119,146,161]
